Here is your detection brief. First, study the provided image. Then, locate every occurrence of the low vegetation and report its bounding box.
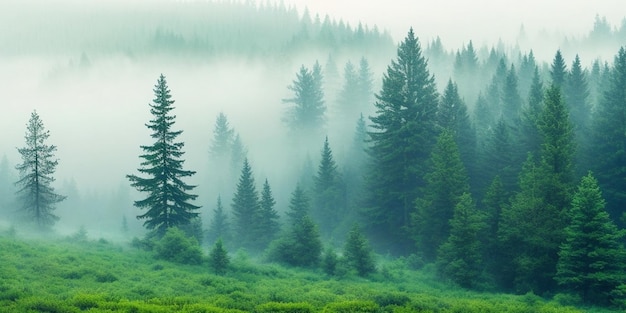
[0,231,619,313]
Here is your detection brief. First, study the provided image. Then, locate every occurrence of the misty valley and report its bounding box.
[1,1,626,312]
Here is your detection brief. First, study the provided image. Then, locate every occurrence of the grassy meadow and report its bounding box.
[0,231,616,313]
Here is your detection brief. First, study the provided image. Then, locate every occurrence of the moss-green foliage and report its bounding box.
[155,227,203,265]
[209,239,230,275]
[0,235,612,313]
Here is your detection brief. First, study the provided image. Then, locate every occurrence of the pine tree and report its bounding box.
[481,175,508,283]
[257,179,280,248]
[313,137,344,236]
[591,47,626,222]
[231,158,260,251]
[566,55,592,175]
[414,130,470,261]
[519,66,543,157]
[207,196,230,245]
[357,57,374,113]
[286,183,310,224]
[337,61,360,122]
[437,193,485,289]
[209,238,230,275]
[556,173,626,305]
[15,111,65,230]
[480,118,517,195]
[209,112,234,160]
[230,133,247,176]
[283,63,326,139]
[344,224,376,276]
[127,74,200,237]
[501,64,523,124]
[550,50,567,89]
[365,28,439,254]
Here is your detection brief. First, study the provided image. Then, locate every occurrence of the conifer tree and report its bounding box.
[556,173,626,305]
[591,47,626,222]
[127,74,200,237]
[313,137,344,236]
[366,28,439,253]
[480,118,517,194]
[550,50,567,89]
[437,193,485,289]
[357,57,374,110]
[519,66,543,157]
[566,55,591,175]
[337,61,360,122]
[209,238,230,275]
[231,158,260,251]
[258,179,280,248]
[344,224,376,276]
[209,112,234,160]
[286,183,310,224]
[207,196,230,244]
[414,130,469,261]
[501,65,523,124]
[15,111,65,230]
[283,64,326,138]
[481,175,508,282]
[230,133,247,176]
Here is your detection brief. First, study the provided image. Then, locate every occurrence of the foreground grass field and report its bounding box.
[0,232,617,313]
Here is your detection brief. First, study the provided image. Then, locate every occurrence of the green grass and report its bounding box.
[0,234,617,313]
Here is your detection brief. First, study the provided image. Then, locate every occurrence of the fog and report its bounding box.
[0,0,624,238]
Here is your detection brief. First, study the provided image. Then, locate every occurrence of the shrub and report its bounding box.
[322,300,379,313]
[155,227,203,265]
[322,247,338,276]
[373,292,411,307]
[255,302,313,313]
[95,272,118,283]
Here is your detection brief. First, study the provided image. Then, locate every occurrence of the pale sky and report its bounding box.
[280,0,624,48]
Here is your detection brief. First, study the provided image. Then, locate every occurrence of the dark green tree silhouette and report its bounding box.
[414,130,469,261]
[337,61,360,122]
[209,238,230,275]
[437,193,485,289]
[231,158,260,252]
[501,64,523,124]
[15,111,65,230]
[566,55,591,175]
[591,47,626,223]
[357,57,374,110]
[519,66,543,158]
[209,112,234,160]
[344,224,376,276]
[365,28,439,254]
[556,173,626,306]
[286,183,310,224]
[127,74,200,237]
[257,179,280,248]
[550,50,567,89]
[313,137,345,236]
[207,196,230,245]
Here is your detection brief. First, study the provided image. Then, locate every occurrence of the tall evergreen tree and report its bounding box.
[283,64,326,139]
[365,28,439,254]
[209,112,234,160]
[481,175,508,283]
[15,111,65,230]
[209,238,230,275]
[501,65,523,124]
[357,57,374,110]
[257,179,280,248]
[519,66,543,157]
[556,173,626,306]
[286,183,310,224]
[591,47,626,223]
[480,118,517,194]
[207,196,230,245]
[550,50,567,89]
[127,75,200,237]
[337,61,360,122]
[437,192,485,289]
[414,130,470,261]
[231,158,260,252]
[313,137,344,237]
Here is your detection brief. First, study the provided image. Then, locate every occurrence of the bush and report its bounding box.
[373,292,411,307]
[155,227,203,265]
[95,271,118,283]
[322,300,379,313]
[255,302,313,313]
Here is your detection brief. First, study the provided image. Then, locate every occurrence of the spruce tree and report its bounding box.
[231,158,260,251]
[556,173,626,305]
[286,183,310,224]
[566,55,591,175]
[481,175,508,283]
[344,224,376,276]
[437,193,485,289]
[283,63,326,139]
[127,74,200,237]
[519,66,543,158]
[550,50,567,89]
[258,179,280,248]
[209,112,234,160]
[313,137,344,236]
[366,28,439,254]
[357,57,374,110]
[15,111,65,230]
[209,238,230,275]
[501,64,523,124]
[337,61,360,122]
[591,47,626,222]
[207,196,230,245]
[414,130,469,261]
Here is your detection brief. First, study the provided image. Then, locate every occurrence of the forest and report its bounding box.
[1,0,626,312]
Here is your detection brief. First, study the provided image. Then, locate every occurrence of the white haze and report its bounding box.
[0,0,624,238]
